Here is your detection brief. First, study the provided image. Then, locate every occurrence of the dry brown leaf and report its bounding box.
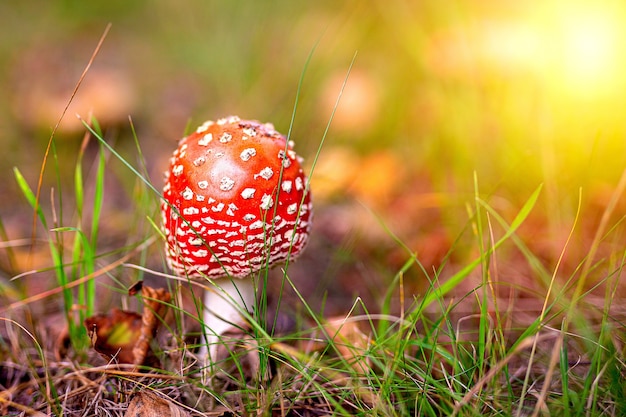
[124,391,189,417]
[295,316,373,375]
[129,282,172,366]
[85,308,143,364]
[84,282,171,366]
[323,317,373,375]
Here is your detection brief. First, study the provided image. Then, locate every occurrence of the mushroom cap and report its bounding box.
[162,116,312,279]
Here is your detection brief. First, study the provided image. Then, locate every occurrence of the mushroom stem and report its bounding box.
[200,277,256,366]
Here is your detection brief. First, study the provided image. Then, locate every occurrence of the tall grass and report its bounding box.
[3,44,626,417]
[5,120,626,415]
[12,123,108,352]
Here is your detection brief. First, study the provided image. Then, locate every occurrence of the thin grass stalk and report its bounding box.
[31,23,111,245]
[0,317,62,416]
[13,168,74,331]
[88,139,106,317]
[514,189,582,416]
[472,173,490,389]
[264,32,321,344]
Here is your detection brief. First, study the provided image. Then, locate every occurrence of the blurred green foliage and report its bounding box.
[1,0,625,232]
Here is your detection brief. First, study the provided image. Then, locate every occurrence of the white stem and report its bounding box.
[199,277,255,366]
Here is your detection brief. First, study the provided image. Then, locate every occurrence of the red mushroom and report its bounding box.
[161,115,312,364]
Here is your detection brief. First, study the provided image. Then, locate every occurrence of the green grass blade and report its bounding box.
[78,117,161,197]
[74,144,85,219]
[87,144,106,315]
[14,168,48,229]
[417,184,542,314]
[14,167,76,336]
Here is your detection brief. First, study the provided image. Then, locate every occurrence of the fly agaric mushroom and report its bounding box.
[161,115,312,364]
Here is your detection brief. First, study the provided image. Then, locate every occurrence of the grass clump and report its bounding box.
[3,136,626,416]
[1,38,626,417]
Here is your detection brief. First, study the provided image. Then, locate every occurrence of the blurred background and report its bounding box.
[1,0,625,316]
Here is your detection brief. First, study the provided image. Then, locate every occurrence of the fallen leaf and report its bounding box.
[85,308,142,364]
[323,317,373,375]
[84,282,171,366]
[296,316,373,375]
[129,282,172,366]
[124,391,189,417]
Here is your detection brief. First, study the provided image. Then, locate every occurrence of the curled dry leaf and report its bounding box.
[85,308,143,364]
[124,391,190,417]
[286,316,373,375]
[129,281,172,366]
[272,316,376,408]
[322,317,373,375]
[84,282,171,366]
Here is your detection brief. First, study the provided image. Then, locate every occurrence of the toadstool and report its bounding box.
[161,115,312,365]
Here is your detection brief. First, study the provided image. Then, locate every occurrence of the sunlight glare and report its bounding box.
[538,3,626,97]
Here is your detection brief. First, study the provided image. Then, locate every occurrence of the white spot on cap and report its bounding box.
[182,187,194,200]
[243,213,256,222]
[282,180,292,193]
[260,193,274,210]
[249,220,265,230]
[196,195,205,202]
[192,249,209,258]
[212,202,225,212]
[287,203,298,215]
[219,132,232,143]
[243,126,257,137]
[196,120,214,133]
[295,177,304,191]
[198,180,209,189]
[183,207,200,215]
[278,150,292,168]
[241,188,255,199]
[220,176,235,191]
[172,165,184,177]
[198,134,213,146]
[240,148,257,161]
[255,167,274,180]
[273,215,287,229]
[189,237,203,245]
[226,203,238,216]
[193,156,206,167]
